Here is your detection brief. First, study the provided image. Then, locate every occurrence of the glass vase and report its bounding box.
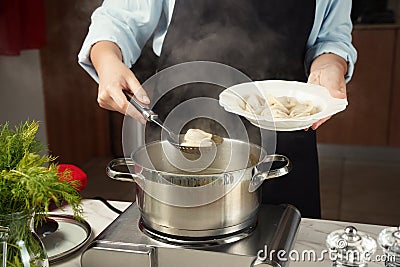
[0,211,48,267]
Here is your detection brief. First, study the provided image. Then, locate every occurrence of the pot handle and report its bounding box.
[106,158,139,182]
[248,154,292,193]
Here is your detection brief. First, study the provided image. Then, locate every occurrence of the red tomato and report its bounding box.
[57,164,88,191]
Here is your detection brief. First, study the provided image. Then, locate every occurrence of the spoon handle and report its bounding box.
[123,91,179,143]
[123,90,158,121]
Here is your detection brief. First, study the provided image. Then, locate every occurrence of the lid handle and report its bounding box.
[343,226,361,242]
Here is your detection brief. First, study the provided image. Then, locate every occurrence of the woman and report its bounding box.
[78,0,357,218]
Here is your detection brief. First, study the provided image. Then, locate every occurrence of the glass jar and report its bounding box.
[378,226,400,267]
[326,226,377,267]
[0,211,48,267]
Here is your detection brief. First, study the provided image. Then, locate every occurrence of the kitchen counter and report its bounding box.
[52,199,391,267]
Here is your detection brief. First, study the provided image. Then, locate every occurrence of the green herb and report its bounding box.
[0,121,82,218]
[0,120,83,266]
[0,121,42,171]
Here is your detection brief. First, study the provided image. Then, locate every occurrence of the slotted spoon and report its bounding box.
[124,91,222,153]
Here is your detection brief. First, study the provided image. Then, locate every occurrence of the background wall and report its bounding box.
[0,50,47,146]
[40,0,111,165]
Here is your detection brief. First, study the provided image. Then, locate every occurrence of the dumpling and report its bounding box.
[245,94,266,115]
[266,94,290,114]
[240,93,318,119]
[181,129,213,147]
[263,107,289,118]
[251,106,266,115]
[289,101,317,118]
[237,98,247,110]
[245,94,264,108]
[277,96,297,109]
[267,94,318,119]
[267,95,290,115]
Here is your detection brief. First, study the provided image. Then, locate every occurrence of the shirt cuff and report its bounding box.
[305,41,356,83]
[78,23,141,82]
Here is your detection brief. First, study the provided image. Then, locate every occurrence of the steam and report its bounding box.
[143,2,286,145]
[159,1,286,80]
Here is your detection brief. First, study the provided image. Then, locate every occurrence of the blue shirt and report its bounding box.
[78,0,357,83]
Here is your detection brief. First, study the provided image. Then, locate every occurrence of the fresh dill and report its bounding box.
[0,120,82,219]
[0,120,83,266]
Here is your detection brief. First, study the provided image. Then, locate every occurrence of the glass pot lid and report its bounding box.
[378,226,400,254]
[326,226,377,266]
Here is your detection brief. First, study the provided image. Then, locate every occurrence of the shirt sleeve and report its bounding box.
[305,0,357,83]
[78,0,163,82]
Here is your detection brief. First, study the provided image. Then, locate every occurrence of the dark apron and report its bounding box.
[152,0,321,218]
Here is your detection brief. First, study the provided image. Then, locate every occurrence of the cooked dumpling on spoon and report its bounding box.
[181,129,224,148]
[181,129,213,147]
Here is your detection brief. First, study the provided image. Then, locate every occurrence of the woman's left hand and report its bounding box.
[307,53,348,130]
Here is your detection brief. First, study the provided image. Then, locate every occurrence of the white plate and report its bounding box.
[219,80,348,131]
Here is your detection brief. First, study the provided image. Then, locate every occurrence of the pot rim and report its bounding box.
[129,138,268,176]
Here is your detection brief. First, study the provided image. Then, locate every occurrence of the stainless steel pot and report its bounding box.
[107,138,291,239]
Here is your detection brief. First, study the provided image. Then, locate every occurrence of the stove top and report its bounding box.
[81,203,301,267]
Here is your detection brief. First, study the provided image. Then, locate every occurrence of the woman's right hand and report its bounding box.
[90,41,150,124]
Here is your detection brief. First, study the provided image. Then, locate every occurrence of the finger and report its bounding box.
[311,116,331,130]
[97,89,116,111]
[99,88,147,124]
[112,97,147,124]
[319,72,347,99]
[112,98,147,124]
[322,75,346,98]
[329,83,347,99]
[118,92,148,124]
[108,86,130,112]
[304,127,309,131]
[308,71,320,85]
[124,100,148,124]
[126,75,150,104]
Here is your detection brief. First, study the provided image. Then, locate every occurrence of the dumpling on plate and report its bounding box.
[241,93,318,119]
[267,94,318,119]
[244,94,266,115]
[289,101,317,118]
[276,96,297,109]
[266,94,290,114]
[262,107,289,118]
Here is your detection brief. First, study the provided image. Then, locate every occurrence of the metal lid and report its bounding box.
[326,226,377,266]
[378,226,400,254]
